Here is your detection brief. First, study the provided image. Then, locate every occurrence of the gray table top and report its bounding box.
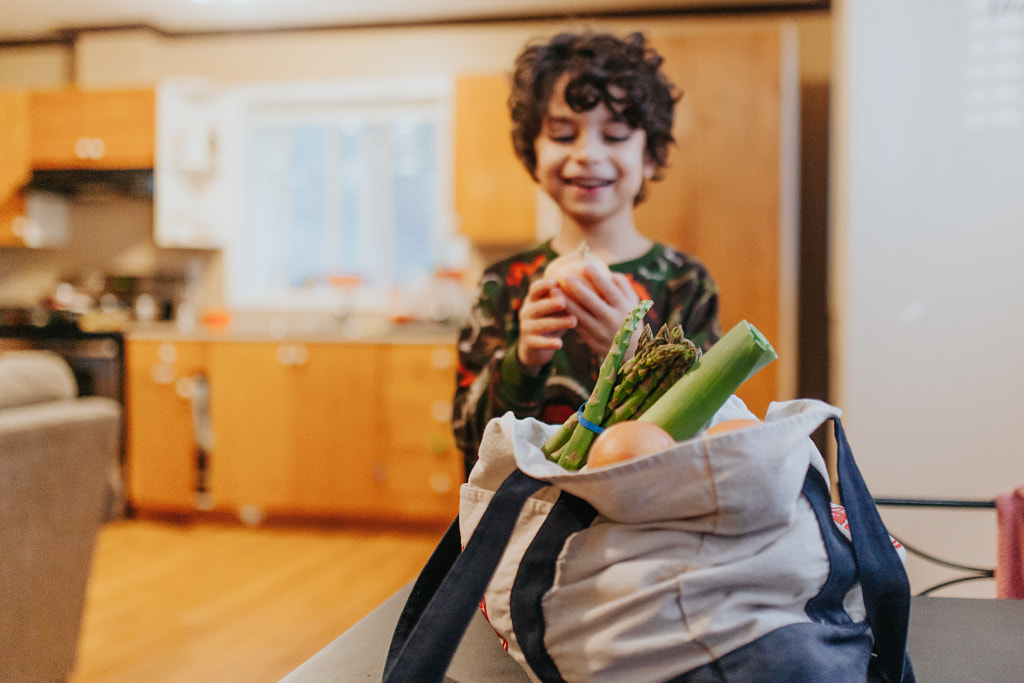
[282,583,1024,683]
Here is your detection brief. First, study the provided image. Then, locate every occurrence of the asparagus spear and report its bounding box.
[545,300,652,470]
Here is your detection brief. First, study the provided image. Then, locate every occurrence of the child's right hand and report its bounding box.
[516,278,577,374]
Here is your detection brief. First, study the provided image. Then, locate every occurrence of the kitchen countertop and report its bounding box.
[282,583,1024,682]
[125,318,460,346]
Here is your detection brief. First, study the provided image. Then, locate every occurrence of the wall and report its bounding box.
[0,12,831,373]
[0,43,72,88]
[831,0,1024,597]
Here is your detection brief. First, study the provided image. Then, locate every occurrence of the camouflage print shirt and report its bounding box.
[452,240,721,478]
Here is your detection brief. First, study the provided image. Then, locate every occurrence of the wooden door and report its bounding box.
[378,344,462,522]
[454,74,538,246]
[125,339,208,511]
[0,90,30,247]
[637,25,801,417]
[30,88,156,169]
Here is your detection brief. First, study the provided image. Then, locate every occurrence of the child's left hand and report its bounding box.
[559,265,642,358]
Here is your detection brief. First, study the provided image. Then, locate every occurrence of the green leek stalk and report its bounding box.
[637,320,777,441]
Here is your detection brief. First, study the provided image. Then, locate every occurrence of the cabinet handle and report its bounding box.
[431,348,453,370]
[158,342,178,364]
[429,471,453,494]
[431,399,451,423]
[150,363,175,385]
[276,343,309,366]
[74,137,106,160]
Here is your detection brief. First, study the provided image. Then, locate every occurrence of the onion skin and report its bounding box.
[586,420,676,469]
[544,244,611,290]
[706,419,762,436]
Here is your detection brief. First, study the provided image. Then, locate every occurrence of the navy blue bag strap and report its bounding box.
[831,417,914,683]
[383,468,545,683]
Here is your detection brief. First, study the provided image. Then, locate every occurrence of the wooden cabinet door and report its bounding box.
[207,341,300,519]
[0,90,30,247]
[30,88,156,169]
[377,345,461,522]
[454,74,538,246]
[292,343,384,517]
[125,339,208,511]
[636,26,801,418]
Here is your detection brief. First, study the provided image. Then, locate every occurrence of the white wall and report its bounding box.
[831,0,1024,597]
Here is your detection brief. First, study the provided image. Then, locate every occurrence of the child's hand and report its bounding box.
[516,278,577,374]
[559,266,641,358]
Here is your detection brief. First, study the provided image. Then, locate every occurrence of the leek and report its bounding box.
[638,320,777,441]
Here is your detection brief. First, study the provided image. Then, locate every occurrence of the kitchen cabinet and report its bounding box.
[206,341,384,522]
[126,337,461,524]
[205,341,308,519]
[377,344,462,521]
[0,90,30,247]
[29,88,156,170]
[454,74,538,246]
[125,339,209,511]
[289,343,385,518]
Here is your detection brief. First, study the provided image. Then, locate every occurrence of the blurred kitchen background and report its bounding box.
[2,0,1023,680]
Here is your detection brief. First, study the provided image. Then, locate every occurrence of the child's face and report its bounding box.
[534,74,655,231]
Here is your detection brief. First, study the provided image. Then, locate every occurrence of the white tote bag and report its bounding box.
[385,397,914,683]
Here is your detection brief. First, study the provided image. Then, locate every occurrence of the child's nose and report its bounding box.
[570,129,607,164]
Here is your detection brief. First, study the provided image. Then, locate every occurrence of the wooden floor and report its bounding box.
[70,515,447,683]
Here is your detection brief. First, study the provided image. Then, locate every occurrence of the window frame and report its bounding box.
[219,77,455,312]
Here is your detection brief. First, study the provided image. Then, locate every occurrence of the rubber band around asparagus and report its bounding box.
[547,299,653,470]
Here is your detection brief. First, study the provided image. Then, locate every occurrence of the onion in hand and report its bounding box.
[544,242,611,291]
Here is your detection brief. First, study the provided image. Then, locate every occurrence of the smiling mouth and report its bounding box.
[565,177,613,189]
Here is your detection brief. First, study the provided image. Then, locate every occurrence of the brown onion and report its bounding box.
[543,242,611,289]
[586,420,676,469]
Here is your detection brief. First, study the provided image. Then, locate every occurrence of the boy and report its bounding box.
[453,30,721,477]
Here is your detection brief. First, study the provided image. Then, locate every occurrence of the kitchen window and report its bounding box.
[221,79,456,312]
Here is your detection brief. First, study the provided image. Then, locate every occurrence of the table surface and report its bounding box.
[281,583,1024,683]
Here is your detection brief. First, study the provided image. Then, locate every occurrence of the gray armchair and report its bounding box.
[0,350,120,682]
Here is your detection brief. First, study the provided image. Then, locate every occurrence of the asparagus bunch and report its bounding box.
[543,315,778,471]
[541,300,652,471]
[542,314,700,470]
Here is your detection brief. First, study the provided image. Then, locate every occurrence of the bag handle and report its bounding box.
[383,468,544,682]
[831,417,913,682]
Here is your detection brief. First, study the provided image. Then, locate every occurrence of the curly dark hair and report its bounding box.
[508,31,680,200]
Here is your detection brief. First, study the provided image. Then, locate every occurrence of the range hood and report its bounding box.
[25,169,154,199]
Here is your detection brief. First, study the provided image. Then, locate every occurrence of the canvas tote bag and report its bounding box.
[384,397,914,683]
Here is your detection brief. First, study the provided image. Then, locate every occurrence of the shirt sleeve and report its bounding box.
[451,268,549,478]
[662,258,723,353]
[679,266,722,353]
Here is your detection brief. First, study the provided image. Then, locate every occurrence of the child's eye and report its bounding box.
[542,117,577,143]
[604,125,634,142]
[545,127,576,143]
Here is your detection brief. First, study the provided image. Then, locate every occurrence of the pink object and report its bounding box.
[995,486,1024,599]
